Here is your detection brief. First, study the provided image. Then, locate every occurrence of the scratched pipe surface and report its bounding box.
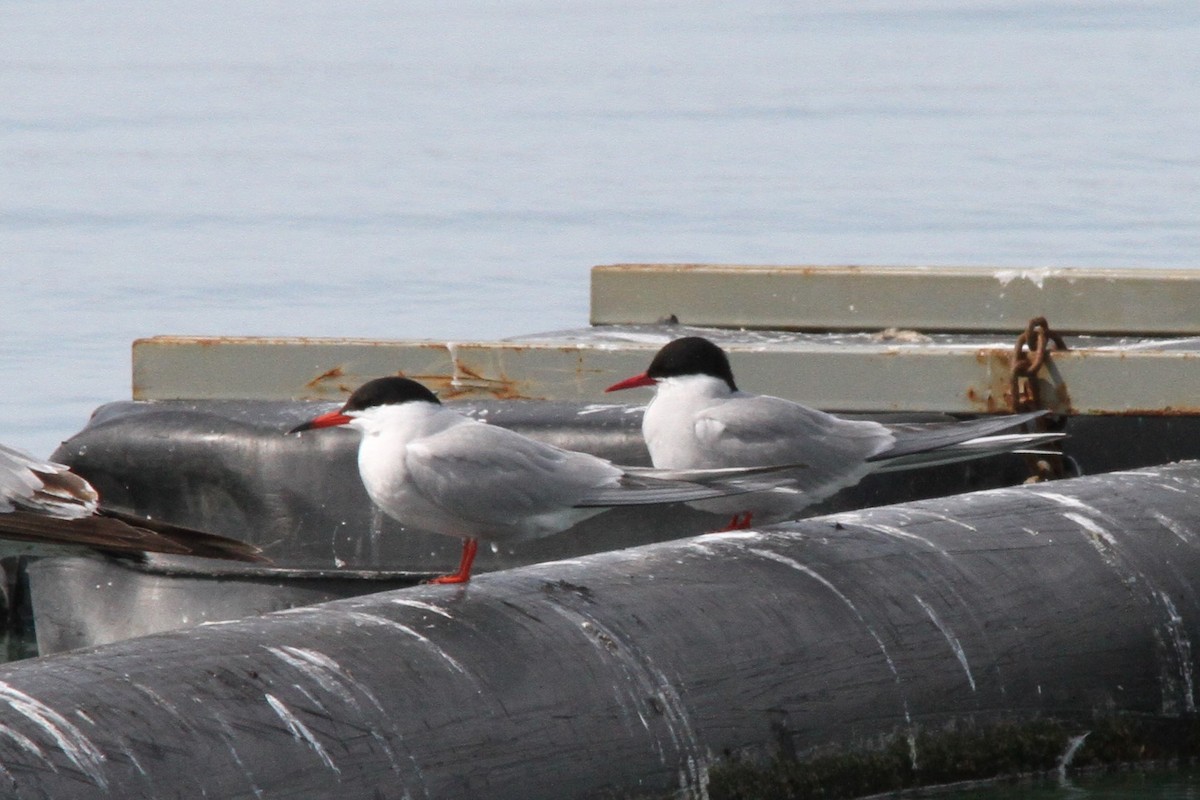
[2,462,1200,798]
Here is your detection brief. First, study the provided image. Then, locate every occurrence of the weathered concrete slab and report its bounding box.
[591,263,1200,335]
[130,326,1200,415]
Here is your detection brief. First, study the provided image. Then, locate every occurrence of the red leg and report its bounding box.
[427,538,479,584]
[717,511,754,531]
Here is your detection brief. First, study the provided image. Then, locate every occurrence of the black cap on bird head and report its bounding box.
[343,377,441,412]
[647,337,738,391]
[287,376,441,434]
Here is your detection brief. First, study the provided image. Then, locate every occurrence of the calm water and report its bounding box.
[3,1,1198,458]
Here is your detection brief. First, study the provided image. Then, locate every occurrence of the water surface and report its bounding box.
[3,1,1197,456]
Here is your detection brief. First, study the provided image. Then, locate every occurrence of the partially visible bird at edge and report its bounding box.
[0,442,265,562]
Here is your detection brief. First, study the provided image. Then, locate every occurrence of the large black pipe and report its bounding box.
[1,462,1199,798]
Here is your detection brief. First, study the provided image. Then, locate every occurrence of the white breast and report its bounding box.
[642,374,735,470]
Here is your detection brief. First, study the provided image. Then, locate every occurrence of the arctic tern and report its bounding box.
[606,336,1064,527]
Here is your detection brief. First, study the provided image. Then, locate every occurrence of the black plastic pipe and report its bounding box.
[1,461,1199,798]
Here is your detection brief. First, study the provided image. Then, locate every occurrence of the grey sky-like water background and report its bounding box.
[3,1,1196,458]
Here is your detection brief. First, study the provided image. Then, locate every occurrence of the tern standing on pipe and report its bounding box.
[606,336,1063,528]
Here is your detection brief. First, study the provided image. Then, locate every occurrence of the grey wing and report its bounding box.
[580,462,819,507]
[404,424,623,524]
[694,395,896,497]
[872,410,1064,471]
[577,473,760,507]
[0,443,98,518]
[697,394,893,467]
[874,410,1049,461]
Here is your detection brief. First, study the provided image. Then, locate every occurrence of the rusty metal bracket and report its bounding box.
[1010,316,1070,482]
[1010,316,1068,412]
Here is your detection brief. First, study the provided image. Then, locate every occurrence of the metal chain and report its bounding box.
[1009,316,1069,482]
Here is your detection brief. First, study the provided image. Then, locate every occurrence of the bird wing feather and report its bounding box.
[0,443,99,518]
[404,423,622,524]
[694,394,894,467]
[872,410,1052,462]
